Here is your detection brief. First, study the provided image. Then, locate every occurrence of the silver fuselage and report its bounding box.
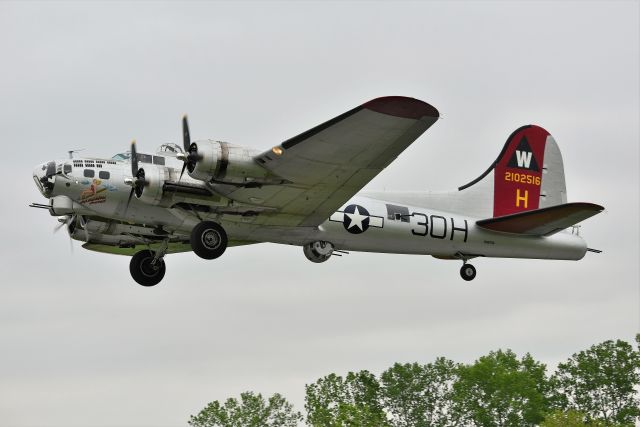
[32,155,587,261]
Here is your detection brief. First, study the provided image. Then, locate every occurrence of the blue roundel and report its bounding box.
[342,204,370,234]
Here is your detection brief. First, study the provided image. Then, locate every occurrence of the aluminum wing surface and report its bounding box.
[216,96,440,227]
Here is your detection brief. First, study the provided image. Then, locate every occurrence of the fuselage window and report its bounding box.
[386,204,410,223]
[98,171,110,179]
[84,169,95,178]
[63,164,72,174]
[153,156,165,166]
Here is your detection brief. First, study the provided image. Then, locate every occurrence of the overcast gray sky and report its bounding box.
[1,1,638,426]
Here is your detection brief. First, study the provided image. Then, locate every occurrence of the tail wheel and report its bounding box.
[190,221,228,260]
[460,264,477,281]
[130,249,165,287]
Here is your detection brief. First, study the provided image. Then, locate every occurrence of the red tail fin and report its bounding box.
[493,125,549,217]
[457,124,566,219]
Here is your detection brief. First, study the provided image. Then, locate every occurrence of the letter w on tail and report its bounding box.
[515,150,533,168]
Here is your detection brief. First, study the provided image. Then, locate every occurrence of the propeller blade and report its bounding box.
[178,162,187,182]
[79,215,89,242]
[125,187,135,214]
[182,115,190,153]
[134,168,146,198]
[53,219,66,233]
[130,140,138,177]
[67,214,77,235]
[65,214,76,253]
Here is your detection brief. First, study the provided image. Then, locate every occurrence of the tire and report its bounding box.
[190,221,228,260]
[130,250,165,287]
[460,264,477,281]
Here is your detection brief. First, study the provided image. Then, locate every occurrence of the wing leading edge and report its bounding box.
[215,96,440,227]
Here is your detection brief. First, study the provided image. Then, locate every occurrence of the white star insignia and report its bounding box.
[345,206,368,230]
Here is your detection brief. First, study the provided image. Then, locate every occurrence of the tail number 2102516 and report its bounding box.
[505,171,540,185]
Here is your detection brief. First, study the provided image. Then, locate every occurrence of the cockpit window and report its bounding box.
[112,152,161,164]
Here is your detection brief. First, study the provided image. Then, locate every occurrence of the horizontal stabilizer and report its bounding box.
[476,202,604,236]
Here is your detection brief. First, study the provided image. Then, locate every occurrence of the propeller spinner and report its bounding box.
[125,140,148,212]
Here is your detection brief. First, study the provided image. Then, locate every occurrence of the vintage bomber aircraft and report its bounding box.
[31,96,604,286]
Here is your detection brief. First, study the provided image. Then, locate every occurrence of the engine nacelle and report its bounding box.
[135,164,167,206]
[69,228,141,247]
[303,241,334,263]
[72,219,176,243]
[84,220,167,237]
[48,195,89,216]
[189,140,270,184]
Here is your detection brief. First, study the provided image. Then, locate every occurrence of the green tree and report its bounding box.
[540,410,609,427]
[551,338,640,426]
[305,370,389,427]
[188,391,302,427]
[451,349,551,426]
[380,358,458,427]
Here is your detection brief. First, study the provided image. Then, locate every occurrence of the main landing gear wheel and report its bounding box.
[130,250,166,287]
[190,221,228,260]
[460,264,477,281]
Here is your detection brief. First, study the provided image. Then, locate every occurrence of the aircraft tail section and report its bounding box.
[458,125,567,218]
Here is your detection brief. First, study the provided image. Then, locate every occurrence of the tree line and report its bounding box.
[189,336,640,427]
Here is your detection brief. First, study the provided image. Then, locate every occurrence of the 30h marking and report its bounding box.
[410,212,468,242]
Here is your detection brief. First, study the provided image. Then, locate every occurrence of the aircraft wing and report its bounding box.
[216,96,439,227]
[476,202,604,236]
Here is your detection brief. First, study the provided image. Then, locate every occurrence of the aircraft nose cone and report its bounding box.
[33,163,46,180]
[33,161,55,197]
